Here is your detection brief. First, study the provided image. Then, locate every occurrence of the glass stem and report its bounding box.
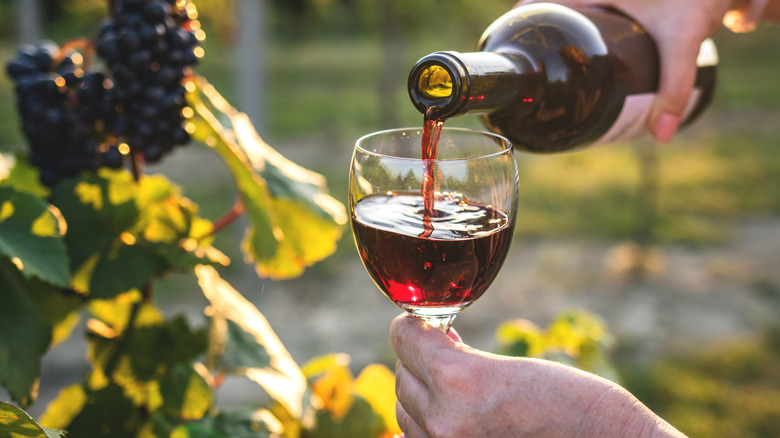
[419,314,457,333]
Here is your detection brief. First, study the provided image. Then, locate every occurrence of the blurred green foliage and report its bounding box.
[622,328,780,438]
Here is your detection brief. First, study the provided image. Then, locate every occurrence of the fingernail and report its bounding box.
[653,113,680,144]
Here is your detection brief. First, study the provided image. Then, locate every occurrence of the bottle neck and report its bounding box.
[408,51,538,120]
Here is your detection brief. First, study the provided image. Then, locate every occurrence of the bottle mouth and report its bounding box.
[408,52,468,120]
[416,64,453,100]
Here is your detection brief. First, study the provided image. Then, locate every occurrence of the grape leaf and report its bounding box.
[41,382,142,438]
[0,154,50,199]
[0,259,53,408]
[124,316,208,381]
[86,308,207,382]
[190,78,347,279]
[195,265,309,420]
[0,402,65,438]
[0,186,69,287]
[27,285,84,347]
[216,319,272,370]
[310,396,386,438]
[51,170,139,289]
[354,364,401,435]
[52,170,226,298]
[170,409,279,438]
[308,356,355,420]
[88,241,167,300]
[495,310,620,381]
[137,174,229,269]
[188,88,277,262]
[159,364,213,421]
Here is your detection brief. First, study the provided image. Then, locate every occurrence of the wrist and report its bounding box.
[576,384,685,438]
[724,0,769,32]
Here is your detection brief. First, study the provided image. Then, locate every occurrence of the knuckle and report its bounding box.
[424,417,459,438]
[435,358,474,389]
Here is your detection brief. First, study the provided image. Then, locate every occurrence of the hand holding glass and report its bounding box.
[349,128,519,332]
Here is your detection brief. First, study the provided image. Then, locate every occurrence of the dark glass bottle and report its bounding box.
[408,3,718,152]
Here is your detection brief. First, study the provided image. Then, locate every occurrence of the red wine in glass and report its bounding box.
[352,192,514,316]
[350,126,517,331]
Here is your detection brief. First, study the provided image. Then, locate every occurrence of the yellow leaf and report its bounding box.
[301,353,351,379]
[74,181,103,210]
[0,200,13,221]
[196,265,308,419]
[113,357,163,411]
[39,384,87,430]
[495,319,545,357]
[310,362,354,420]
[354,364,401,434]
[251,197,343,279]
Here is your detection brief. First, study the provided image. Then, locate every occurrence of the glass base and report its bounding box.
[402,305,462,332]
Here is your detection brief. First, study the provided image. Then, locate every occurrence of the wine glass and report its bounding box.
[349,127,519,332]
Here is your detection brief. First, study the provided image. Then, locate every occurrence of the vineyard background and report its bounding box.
[1,1,780,436]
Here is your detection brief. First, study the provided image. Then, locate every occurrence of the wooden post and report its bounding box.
[236,0,269,134]
[377,0,404,130]
[15,0,42,44]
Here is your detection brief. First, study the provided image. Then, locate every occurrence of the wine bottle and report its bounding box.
[408,3,718,152]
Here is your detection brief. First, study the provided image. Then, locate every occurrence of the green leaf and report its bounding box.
[0,186,69,287]
[51,170,145,298]
[0,154,50,199]
[0,259,53,408]
[190,78,347,279]
[310,396,386,438]
[87,242,166,300]
[86,309,206,382]
[495,310,620,381]
[171,409,279,438]
[42,382,143,438]
[196,265,310,420]
[0,402,65,438]
[27,285,84,347]
[88,292,164,334]
[53,170,224,299]
[137,175,229,270]
[51,170,138,273]
[159,364,213,421]
[217,319,272,370]
[188,87,277,262]
[125,316,208,381]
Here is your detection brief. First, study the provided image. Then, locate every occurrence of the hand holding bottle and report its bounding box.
[516,0,778,143]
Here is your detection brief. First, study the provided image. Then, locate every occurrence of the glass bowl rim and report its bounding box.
[355,127,513,162]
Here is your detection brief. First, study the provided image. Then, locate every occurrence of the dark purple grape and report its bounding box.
[102,145,125,169]
[5,42,120,186]
[94,0,203,163]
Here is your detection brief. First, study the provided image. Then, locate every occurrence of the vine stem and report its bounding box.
[57,37,96,69]
[211,196,245,235]
[131,151,144,182]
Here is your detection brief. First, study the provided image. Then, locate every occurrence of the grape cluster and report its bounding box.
[6,42,124,187]
[96,0,203,162]
[4,0,203,187]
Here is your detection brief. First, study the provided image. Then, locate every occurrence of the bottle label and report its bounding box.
[592,88,703,146]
